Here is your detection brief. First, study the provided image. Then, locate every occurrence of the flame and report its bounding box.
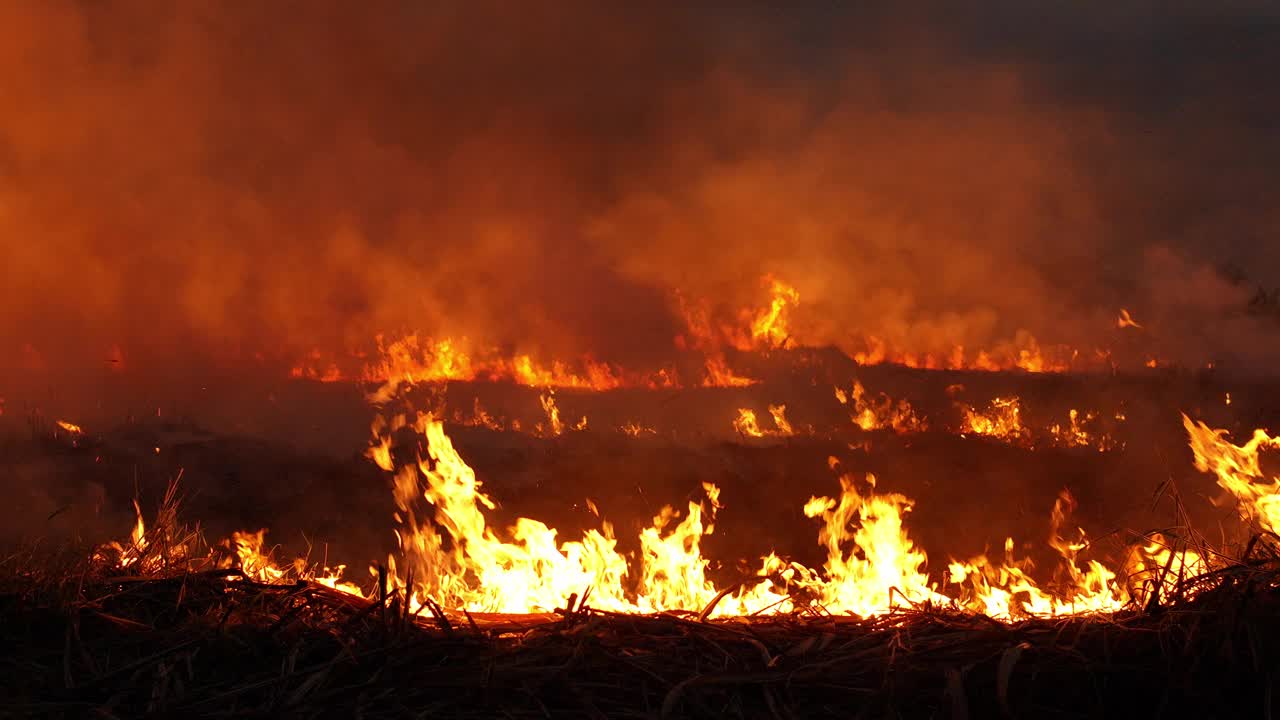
[946,491,1128,617]
[96,410,1263,621]
[362,334,637,400]
[958,397,1028,442]
[367,411,1151,618]
[958,400,1119,451]
[224,529,287,583]
[838,381,925,434]
[779,473,945,615]
[620,421,657,437]
[733,408,764,438]
[744,277,799,349]
[124,499,147,564]
[98,498,153,571]
[733,406,794,437]
[701,356,757,387]
[285,274,1169,395]
[851,332,1076,374]
[1123,533,1211,605]
[1117,308,1144,329]
[767,404,794,436]
[1183,414,1280,534]
[377,412,782,614]
[1047,409,1119,451]
[55,420,84,434]
[537,391,564,437]
[454,397,504,431]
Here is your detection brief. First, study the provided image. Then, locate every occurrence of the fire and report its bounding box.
[957,399,1120,451]
[620,421,657,437]
[284,275,1175,397]
[675,290,760,387]
[1048,409,1119,451]
[1117,308,1143,329]
[958,397,1028,442]
[733,406,794,437]
[537,391,564,436]
[367,409,1144,618]
[701,355,757,387]
[454,398,504,431]
[96,408,1254,622]
[1123,533,1211,605]
[767,403,794,436]
[837,381,925,434]
[779,473,944,615]
[745,277,799,349]
[851,332,1076,374]
[55,420,84,434]
[733,408,764,438]
[108,498,148,569]
[363,334,635,400]
[376,411,784,614]
[1183,414,1280,535]
[223,529,287,583]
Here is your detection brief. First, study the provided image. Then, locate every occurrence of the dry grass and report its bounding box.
[3,529,1280,720]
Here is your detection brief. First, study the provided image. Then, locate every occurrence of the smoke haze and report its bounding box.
[3,1,1280,378]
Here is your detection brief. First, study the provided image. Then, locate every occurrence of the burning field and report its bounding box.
[6,2,1280,718]
[7,280,1280,718]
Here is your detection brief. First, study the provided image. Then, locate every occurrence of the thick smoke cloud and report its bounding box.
[2,1,1279,378]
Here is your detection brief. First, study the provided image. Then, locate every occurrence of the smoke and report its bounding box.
[3,1,1280,378]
